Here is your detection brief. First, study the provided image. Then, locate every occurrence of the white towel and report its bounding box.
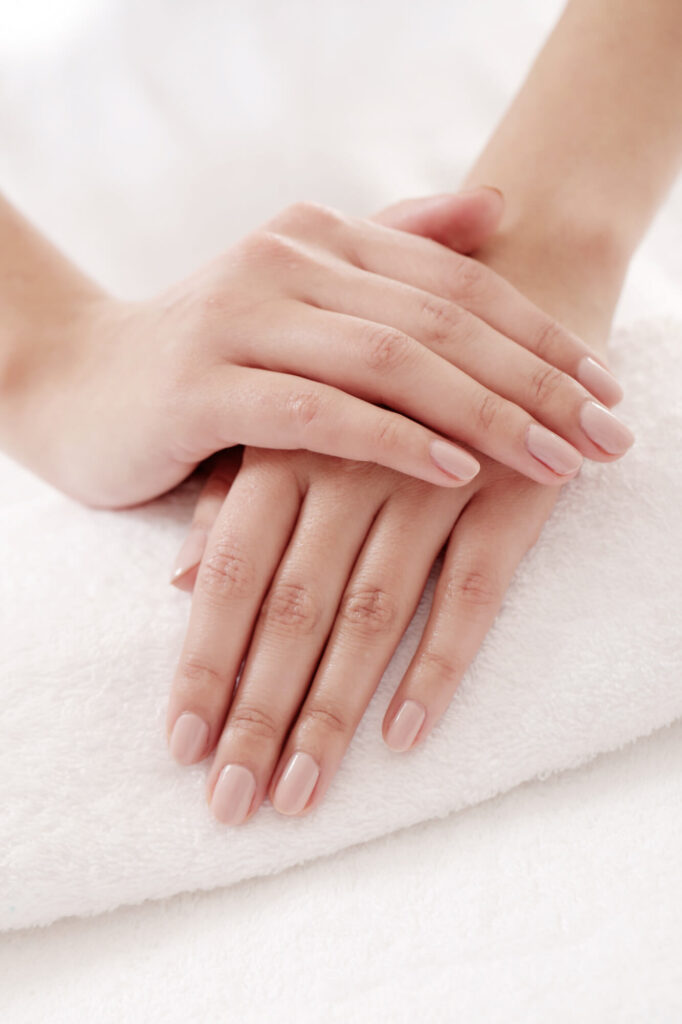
[5,717,682,1024]
[2,315,680,932]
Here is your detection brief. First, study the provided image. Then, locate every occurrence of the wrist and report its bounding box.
[465,189,632,355]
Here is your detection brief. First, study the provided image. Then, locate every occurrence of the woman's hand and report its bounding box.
[1,189,630,510]
[165,202,633,825]
[167,446,560,824]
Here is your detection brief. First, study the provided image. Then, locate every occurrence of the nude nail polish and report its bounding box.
[579,400,635,455]
[385,700,426,752]
[210,764,256,825]
[577,356,624,407]
[272,752,320,816]
[170,526,207,591]
[429,440,480,482]
[169,712,209,766]
[525,424,583,476]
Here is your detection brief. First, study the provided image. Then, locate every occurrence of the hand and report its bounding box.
[165,208,633,825]
[4,190,630,510]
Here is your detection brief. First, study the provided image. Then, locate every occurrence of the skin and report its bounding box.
[168,0,682,823]
[0,186,627,512]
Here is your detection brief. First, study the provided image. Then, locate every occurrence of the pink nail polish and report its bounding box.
[385,700,426,752]
[577,356,624,407]
[170,526,207,590]
[272,752,320,815]
[210,764,256,825]
[429,440,480,482]
[169,712,209,765]
[525,424,582,476]
[579,400,635,455]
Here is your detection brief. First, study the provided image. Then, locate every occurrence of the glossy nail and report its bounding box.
[170,526,207,591]
[525,423,582,476]
[210,764,256,825]
[430,440,480,482]
[272,752,320,816]
[579,400,635,455]
[385,700,426,752]
[169,712,209,766]
[577,356,624,407]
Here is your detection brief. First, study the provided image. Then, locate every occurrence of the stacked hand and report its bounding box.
[5,189,629,509]
[165,191,633,825]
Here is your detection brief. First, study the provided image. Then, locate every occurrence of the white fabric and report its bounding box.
[4,718,682,1023]
[2,313,681,932]
[0,0,681,1014]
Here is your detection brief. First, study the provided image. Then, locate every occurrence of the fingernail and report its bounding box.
[579,400,635,455]
[577,356,624,407]
[210,764,256,825]
[170,526,207,590]
[385,700,426,752]
[525,424,582,476]
[460,184,504,201]
[429,440,480,482]
[272,752,320,816]
[169,712,210,765]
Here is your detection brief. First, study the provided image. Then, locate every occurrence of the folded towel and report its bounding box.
[1,316,680,933]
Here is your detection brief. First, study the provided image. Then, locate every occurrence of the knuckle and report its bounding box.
[451,256,486,299]
[285,389,322,434]
[373,413,403,454]
[281,200,344,231]
[364,326,411,372]
[200,538,256,601]
[261,581,320,637]
[304,700,349,736]
[421,298,467,347]
[476,392,501,431]
[443,566,500,608]
[418,646,461,686]
[240,229,306,270]
[340,585,398,636]
[532,318,564,361]
[179,652,226,691]
[530,364,565,405]
[228,703,279,743]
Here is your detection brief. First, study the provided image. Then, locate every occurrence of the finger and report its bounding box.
[197,365,483,488]
[371,186,504,254]
[166,454,301,767]
[171,450,243,592]
[382,480,558,752]
[301,213,624,408]
[206,477,384,825]
[231,315,587,487]
[301,267,634,462]
[267,484,462,816]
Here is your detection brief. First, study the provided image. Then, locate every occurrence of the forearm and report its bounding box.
[0,195,103,426]
[462,0,682,345]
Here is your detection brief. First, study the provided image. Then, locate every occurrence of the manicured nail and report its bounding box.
[210,764,256,825]
[170,526,207,590]
[272,752,320,816]
[577,356,624,407]
[169,712,209,766]
[385,700,426,752]
[579,400,635,455]
[525,424,582,476]
[429,440,480,482]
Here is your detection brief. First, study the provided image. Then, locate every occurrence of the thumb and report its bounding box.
[371,186,504,253]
